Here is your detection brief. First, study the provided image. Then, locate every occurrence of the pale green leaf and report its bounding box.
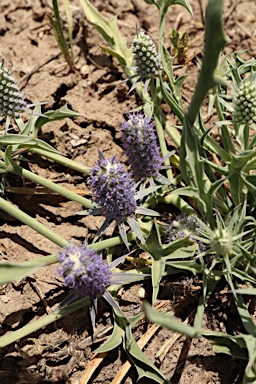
[0,261,47,284]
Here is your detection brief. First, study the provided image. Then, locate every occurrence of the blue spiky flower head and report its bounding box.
[121,113,162,179]
[89,150,137,224]
[232,74,256,125]
[0,62,27,118]
[57,242,150,331]
[57,242,111,297]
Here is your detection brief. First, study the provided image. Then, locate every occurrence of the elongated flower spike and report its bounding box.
[0,61,47,131]
[127,28,162,93]
[120,112,163,180]
[0,62,27,120]
[132,30,162,79]
[232,73,256,125]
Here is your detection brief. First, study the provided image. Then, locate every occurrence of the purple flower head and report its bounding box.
[57,243,111,297]
[89,151,137,224]
[167,214,205,252]
[121,113,162,179]
[0,62,27,118]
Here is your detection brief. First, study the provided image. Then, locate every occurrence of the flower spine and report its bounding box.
[121,113,162,179]
[57,243,111,297]
[0,63,27,118]
[132,30,162,80]
[89,152,137,224]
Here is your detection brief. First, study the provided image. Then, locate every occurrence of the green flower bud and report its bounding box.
[132,31,162,79]
[210,228,233,256]
[232,80,256,125]
[0,62,27,118]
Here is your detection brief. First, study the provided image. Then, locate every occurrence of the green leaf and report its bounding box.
[186,0,227,126]
[35,105,81,132]
[125,336,169,383]
[0,261,48,284]
[243,336,256,383]
[211,337,248,360]
[0,134,38,146]
[193,271,221,328]
[142,220,193,259]
[144,301,201,338]
[235,292,256,336]
[20,106,41,136]
[141,220,194,303]
[165,260,202,274]
[161,0,193,15]
[0,135,59,154]
[79,0,132,67]
[50,0,74,71]
[0,296,90,348]
[95,316,124,353]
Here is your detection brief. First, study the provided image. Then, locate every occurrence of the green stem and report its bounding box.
[159,77,184,123]
[186,0,227,127]
[23,232,137,266]
[151,80,174,182]
[31,148,90,175]
[213,87,235,154]
[11,163,94,209]
[0,197,67,247]
[165,121,181,147]
[158,194,196,216]
[0,296,90,348]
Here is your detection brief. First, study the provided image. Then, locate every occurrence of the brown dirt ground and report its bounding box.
[0,0,255,383]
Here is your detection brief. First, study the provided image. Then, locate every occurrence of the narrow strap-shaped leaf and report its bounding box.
[186,0,228,126]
